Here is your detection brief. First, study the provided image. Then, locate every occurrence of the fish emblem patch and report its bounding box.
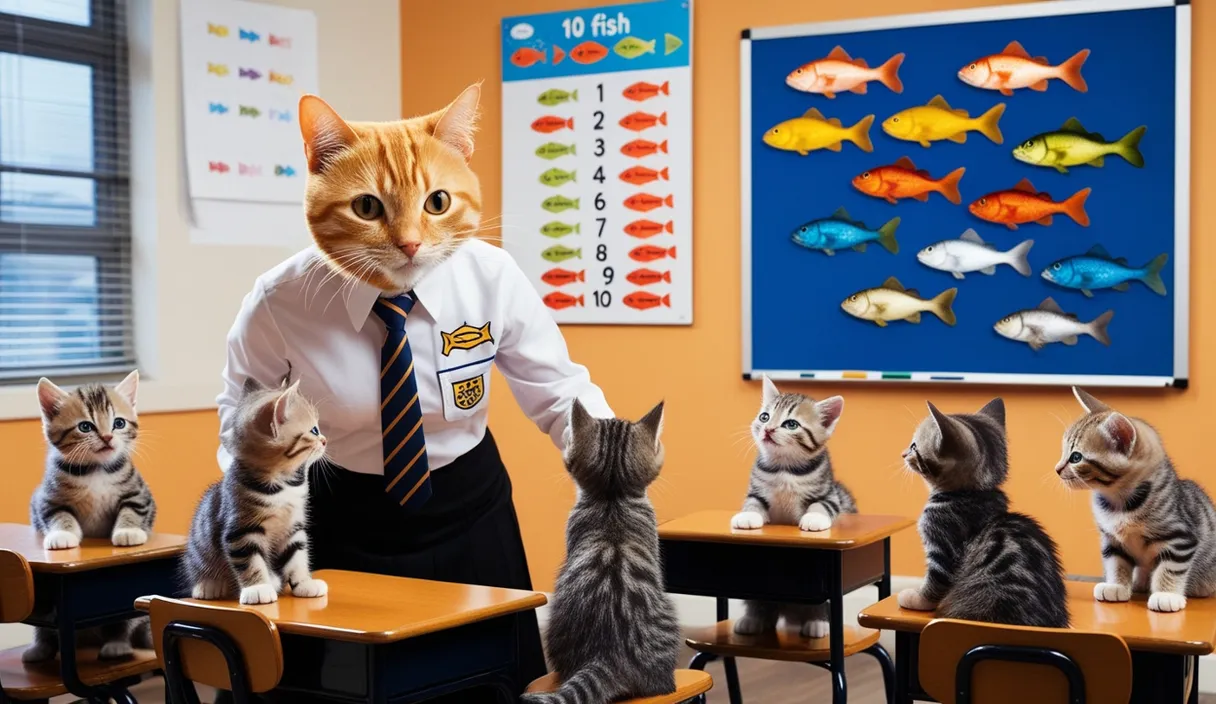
[441,322,493,356]
[452,375,485,410]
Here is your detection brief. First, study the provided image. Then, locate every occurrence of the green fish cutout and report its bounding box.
[540,221,580,238]
[542,245,581,263]
[537,88,578,106]
[613,36,656,60]
[539,167,576,187]
[664,33,683,56]
[239,105,260,118]
[542,195,580,213]
[1013,118,1146,174]
[535,142,577,160]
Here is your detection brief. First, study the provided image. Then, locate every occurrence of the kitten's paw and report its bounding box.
[239,584,278,605]
[111,527,148,547]
[1149,592,1187,613]
[732,614,773,635]
[798,512,833,532]
[801,619,830,639]
[20,642,57,663]
[731,511,765,530]
[898,588,936,611]
[43,530,80,550]
[291,578,328,598]
[1094,582,1132,603]
[99,641,134,660]
[191,580,226,600]
[270,574,283,593]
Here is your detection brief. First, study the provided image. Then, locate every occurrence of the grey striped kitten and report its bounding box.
[26,371,155,662]
[183,377,328,605]
[731,376,855,639]
[900,398,1068,628]
[1059,388,1216,613]
[522,399,679,704]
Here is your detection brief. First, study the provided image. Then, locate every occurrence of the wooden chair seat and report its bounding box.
[685,619,880,662]
[0,645,159,700]
[147,596,284,695]
[525,669,712,703]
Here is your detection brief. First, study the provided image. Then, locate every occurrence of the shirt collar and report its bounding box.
[342,252,454,332]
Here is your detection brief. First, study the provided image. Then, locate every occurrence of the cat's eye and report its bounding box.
[1069,451,1084,464]
[77,421,95,434]
[424,190,451,215]
[112,418,127,430]
[758,412,770,422]
[352,195,384,220]
[782,419,800,430]
[310,426,320,436]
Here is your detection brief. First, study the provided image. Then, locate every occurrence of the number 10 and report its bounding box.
[560,16,584,38]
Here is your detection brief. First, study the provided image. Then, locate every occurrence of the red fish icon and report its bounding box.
[208,161,230,173]
[571,41,609,64]
[532,115,574,133]
[629,245,677,262]
[626,269,673,286]
[623,193,674,213]
[624,220,674,238]
[540,268,585,287]
[619,166,669,186]
[553,45,566,65]
[543,292,584,309]
[620,111,667,132]
[621,139,668,159]
[511,47,546,68]
[624,292,671,310]
[623,81,670,102]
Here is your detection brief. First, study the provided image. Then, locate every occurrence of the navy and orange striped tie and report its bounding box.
[373,294,432,510]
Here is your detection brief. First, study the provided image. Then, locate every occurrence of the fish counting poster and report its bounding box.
[742,0,1191,388]
[501,1,693,325]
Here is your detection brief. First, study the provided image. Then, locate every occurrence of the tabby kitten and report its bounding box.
[1059,388,1216,612]
[26,371,155,662]
[730,376,855,639]
[523,400,679,704]
[183,378,328,605]
[900,398,1068,628]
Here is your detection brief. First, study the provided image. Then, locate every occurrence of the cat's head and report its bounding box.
[1056,387,1161,492]
[231,377,327,478]
[903,398,1007,492]
[563,399,665,498]
[37,370,140,468]
[298,84,483,293]
[752,376,843,466]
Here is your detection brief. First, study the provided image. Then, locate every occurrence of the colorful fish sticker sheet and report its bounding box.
[501,1,692,325]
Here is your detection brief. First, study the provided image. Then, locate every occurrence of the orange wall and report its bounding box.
[2,0,1210,595]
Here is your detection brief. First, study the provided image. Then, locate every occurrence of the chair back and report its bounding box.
[0,550,34,623]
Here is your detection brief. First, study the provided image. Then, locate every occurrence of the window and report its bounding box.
[0,0,133,383]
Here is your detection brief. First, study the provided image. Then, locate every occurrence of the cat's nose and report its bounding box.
[400,242,421,258]
[99,434,114,445]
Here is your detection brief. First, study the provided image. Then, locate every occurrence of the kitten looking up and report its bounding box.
[1059,388,1216,613]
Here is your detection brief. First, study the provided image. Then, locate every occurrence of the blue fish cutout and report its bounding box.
[274,165,297,177]
[790,207,900,256]
[239,28,261,42]
[208,102,229,114]
[1042,244,1168,297]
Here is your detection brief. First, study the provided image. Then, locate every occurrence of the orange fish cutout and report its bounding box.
[626,268,673,286]
[958,41,1089,96]
[623,81,670,102]
[787,45,904,98]
[630,245,677,262]
[541,268,585,287]
[624,193,674,212]
[624,220,674,238]
[511,47,546,68]
[853,157,965,205]
[624,292,671,310]
[570,41,609,65]
[619,166,669,186]
[532,115,574,133]
[553,45,566,66]
[620,111,667,132]
[543,291,584,309]
[621,139,668,159]
[969,178,1091,230]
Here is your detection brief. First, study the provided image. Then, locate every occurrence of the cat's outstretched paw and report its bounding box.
[731,511,765,530]
[20,642,56,663]
[111,527,148,547]
[801,619,829,639]
[43,529,80,550]
[292,578,328,598]
[191,580,226,600]
[798,512,833,532]
[239,583,278,605]
[1094,582,1132,603]
[732,614,773,635]
[1148,592,1187,613]
[898,588,936,611]
[99,641,134,660]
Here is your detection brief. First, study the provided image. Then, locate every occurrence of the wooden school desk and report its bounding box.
[136,569,547,702]
[658,510,915,704]
[0,523,185,702]
[859,581,1216,704]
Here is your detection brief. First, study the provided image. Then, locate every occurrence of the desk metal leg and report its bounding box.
[1189,654,1200,704]
[879,538,892,600]
[715,598,743,704]
[829,553,847,704]
[864,643,895,704]
[894,632,915,704]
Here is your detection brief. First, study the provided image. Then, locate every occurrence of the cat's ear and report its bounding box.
[815,396,845,437]
[271,380,302,437]
[638,400,665,449]
[1100,413,1137,456]
[761,374,780,407]
[114,369,139,408]
[299,94,358,174]
[927,401,962,449]
[1072,387,1110,414]
[242,376,267,396]
[977,397,1004,427]
[36,378,69,418]
[569,398,593,439]
[428,83,481,161]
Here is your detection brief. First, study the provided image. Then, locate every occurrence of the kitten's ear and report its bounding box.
[299,94,357,174]
[114,370,139,407]
[977,397,1005,427]
[638,400,665,449]
[242,376,266,396]
[429,83,481,160]
[1072,387,1110,414]
[36,378,69,418]
[761,375,780,407]
[815,396,845,437]
[1101,413,1137,455]
[569,398,593,439]
[927,401,961,448]
[271,381,302,437]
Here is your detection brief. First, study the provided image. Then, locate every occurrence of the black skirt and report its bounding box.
[307,430,547,698]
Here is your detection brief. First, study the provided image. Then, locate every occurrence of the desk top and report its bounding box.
[0,523,186,574]
[858,581,1216,656]
[658,510,915,550]
[135,569,548,645]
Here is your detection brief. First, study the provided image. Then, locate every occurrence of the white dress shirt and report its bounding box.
[217,239,612,474]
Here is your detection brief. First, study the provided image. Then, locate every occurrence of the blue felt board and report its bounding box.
[745,5,1183,383]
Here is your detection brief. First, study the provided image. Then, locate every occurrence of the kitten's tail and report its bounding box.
[520,663,620,704]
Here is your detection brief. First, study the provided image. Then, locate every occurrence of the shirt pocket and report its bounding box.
[436,355,494,421]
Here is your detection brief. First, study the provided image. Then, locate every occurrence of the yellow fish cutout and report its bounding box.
[268,71,294,85]
[207,23,230,37]
[882,95,1005,148]
[207,63,230,76]
[441,322,493,356]
[762,108,875,156]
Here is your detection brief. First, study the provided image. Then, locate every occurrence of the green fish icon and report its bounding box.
[539,167,576,187]
[239,105,260,118]
[540,221,580,238]
[535,142,577,160]
[537,88,578,106]
[542,245,581,263]
[542,195,580,213]
[1013,118,1146,174]
[613,36,656,60]
[664,33,683,56]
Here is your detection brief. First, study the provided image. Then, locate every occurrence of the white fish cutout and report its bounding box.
[916,229,1034,279]
[994,297,1113,351]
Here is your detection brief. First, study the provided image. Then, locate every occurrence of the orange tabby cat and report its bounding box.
[297,84,482,292]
